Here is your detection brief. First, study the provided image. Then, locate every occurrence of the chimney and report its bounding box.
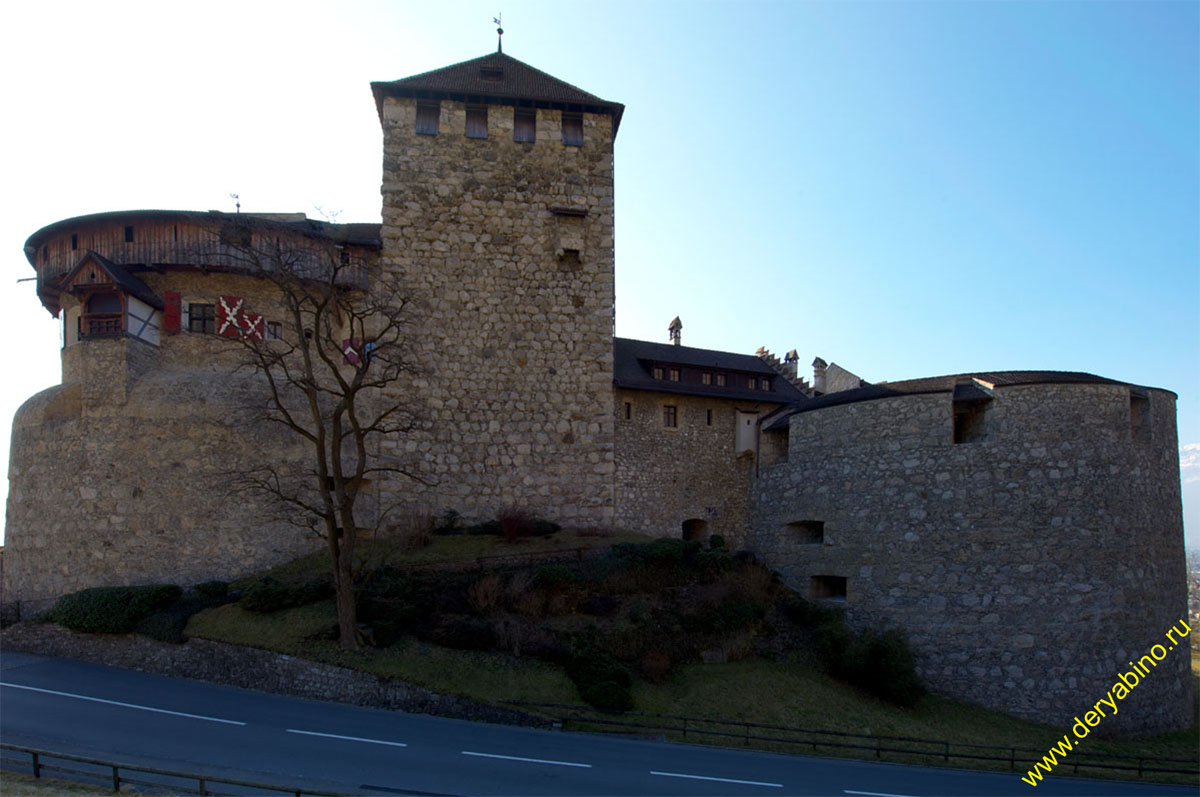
[783,349,799,380]
[668,316,682,346]
[812,357,828,394]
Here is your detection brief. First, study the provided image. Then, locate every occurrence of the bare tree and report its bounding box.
[205,222,421,649]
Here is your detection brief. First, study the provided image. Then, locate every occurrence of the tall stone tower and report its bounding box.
[370,52,623,526]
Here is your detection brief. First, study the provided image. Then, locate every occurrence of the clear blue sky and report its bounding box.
[1,0,1197,545]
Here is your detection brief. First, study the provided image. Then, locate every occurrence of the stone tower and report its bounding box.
[370,53,624,525]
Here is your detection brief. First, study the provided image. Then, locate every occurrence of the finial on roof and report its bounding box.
[668,316,682,346]
[493,14,503,53]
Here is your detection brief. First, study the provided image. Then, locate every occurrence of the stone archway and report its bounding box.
[681,518,708,541]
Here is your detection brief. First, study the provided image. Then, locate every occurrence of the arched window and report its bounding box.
[82,291,123,337]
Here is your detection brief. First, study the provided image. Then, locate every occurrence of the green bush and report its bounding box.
[780,595,842,627]
[813,620,855,670]
[708,534,726,550]
[843,629,925,707]
[565,649,633,711]
[193,580,229,600]
[239,576,333,614]
[644,538,701,565]
[433,509,464,535]
[431,616,497,651]
[47,584,182,634]
[532,564,577,590]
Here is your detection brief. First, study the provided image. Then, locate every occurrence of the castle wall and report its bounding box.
[376,98,616,525]
[614,388,767,545]
[748,383,1192,734]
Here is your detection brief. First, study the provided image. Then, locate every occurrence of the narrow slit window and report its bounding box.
[706,409,713,426]
[71,233,78,250]
[624,402,632,420]
[562,112,583,146]
[1130,390,1151,443]
[124,226,134,243]
[514,108,536,142]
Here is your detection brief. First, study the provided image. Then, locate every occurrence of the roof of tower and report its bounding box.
[370,52,625,136]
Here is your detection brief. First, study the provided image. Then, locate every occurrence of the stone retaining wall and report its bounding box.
[0,622,546,727]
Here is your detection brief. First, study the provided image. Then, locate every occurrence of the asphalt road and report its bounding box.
[0,651,1190,796]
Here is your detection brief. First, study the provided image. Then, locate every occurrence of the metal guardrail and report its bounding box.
[0,743,343,795]
[501,701,1199,780]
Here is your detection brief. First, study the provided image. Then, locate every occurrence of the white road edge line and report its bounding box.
[286,729,408,747]
[845,790,921,797]
[0,681,246,726]
[650,770,783,788]
[461,751,592,768]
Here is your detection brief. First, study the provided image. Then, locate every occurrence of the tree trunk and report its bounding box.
[334,559,362,650]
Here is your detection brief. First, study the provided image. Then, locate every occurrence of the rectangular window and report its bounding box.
[124,225,134,243]
[416,102,440,135]
[562,112,583,146]
[663,405,678,428]
[810,575,847,601]
[653,366,664,380]
[748,376,756,389]
[1130,390,1151,443]
[188,303,215,334]
[624,402,632,420]
[706,409,713,426]
[266,321,282,340]
[339,250,350,265]
[715,373,726,387]
[514,108,536,142]
[701,372,712,385]
[669,368,680,382]
[787,521,825,544]
[71,233,78,250]
[761,378,771,390]
[466,105,488,139]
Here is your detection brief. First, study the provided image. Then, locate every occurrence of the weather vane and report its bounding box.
[493,14,503,53]
[230,192,241,214]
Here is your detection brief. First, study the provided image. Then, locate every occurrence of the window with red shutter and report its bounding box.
[163,291,181,334]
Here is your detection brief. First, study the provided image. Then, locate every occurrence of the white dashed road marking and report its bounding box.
[461,750,592,768]
[0,682,246,726]
[286,729,408,747]
[650,770,783,788]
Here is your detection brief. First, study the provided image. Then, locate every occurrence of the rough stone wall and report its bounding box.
[615,389,779,546]
[377,99,616,526]
[2,273,326,612]
[748,383,1192,734]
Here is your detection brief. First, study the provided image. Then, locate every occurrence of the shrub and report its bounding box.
[813,619,855,671]
[708,534,726,550]
[431,616,497,651]
[193,580,229,600]
[433,509,463,535]
[47,584,182,634]
[843,629,925,707]
[498,506,535,542]
[467,573,503,614]
[644,538,701,565]
[580,594,620,617]
[239,576,332,614]
[532,564,577,590]
[640,650,672,684]
[565,649,633,711]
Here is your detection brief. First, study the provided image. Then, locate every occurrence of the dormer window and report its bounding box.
[669,368,680,382]
[653,366,664,380]
[480,66,503,81]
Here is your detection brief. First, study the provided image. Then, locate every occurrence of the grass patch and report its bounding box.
[185,602,575,705]
[0,771,115,794]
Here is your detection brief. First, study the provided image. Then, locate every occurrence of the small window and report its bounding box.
[748,376,756,389]
[562,112,583,146]
[715,373,726,387]
[953,399,991,444]
[706,409,713,426]
[71,233,78,250]
[681,519,707,541]
[762,378,771,390]
[786,521,824,544]
[701,372,712,386]
[663,405,678,428]
[466,105,488,139]
[124,226,134,243]
[339,250,350,265]
[514,108,536,142]
[479,66,503,81]
[1130,390,1151,443]
[624,402,632,420]
[416,102,440,135]
[266,321,282,340]
[811,575,846,601]
[653,366,664,380]
[188,303,215,334]
[669,368,680,382]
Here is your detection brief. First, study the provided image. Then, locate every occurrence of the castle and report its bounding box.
[3,51,1190,735]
